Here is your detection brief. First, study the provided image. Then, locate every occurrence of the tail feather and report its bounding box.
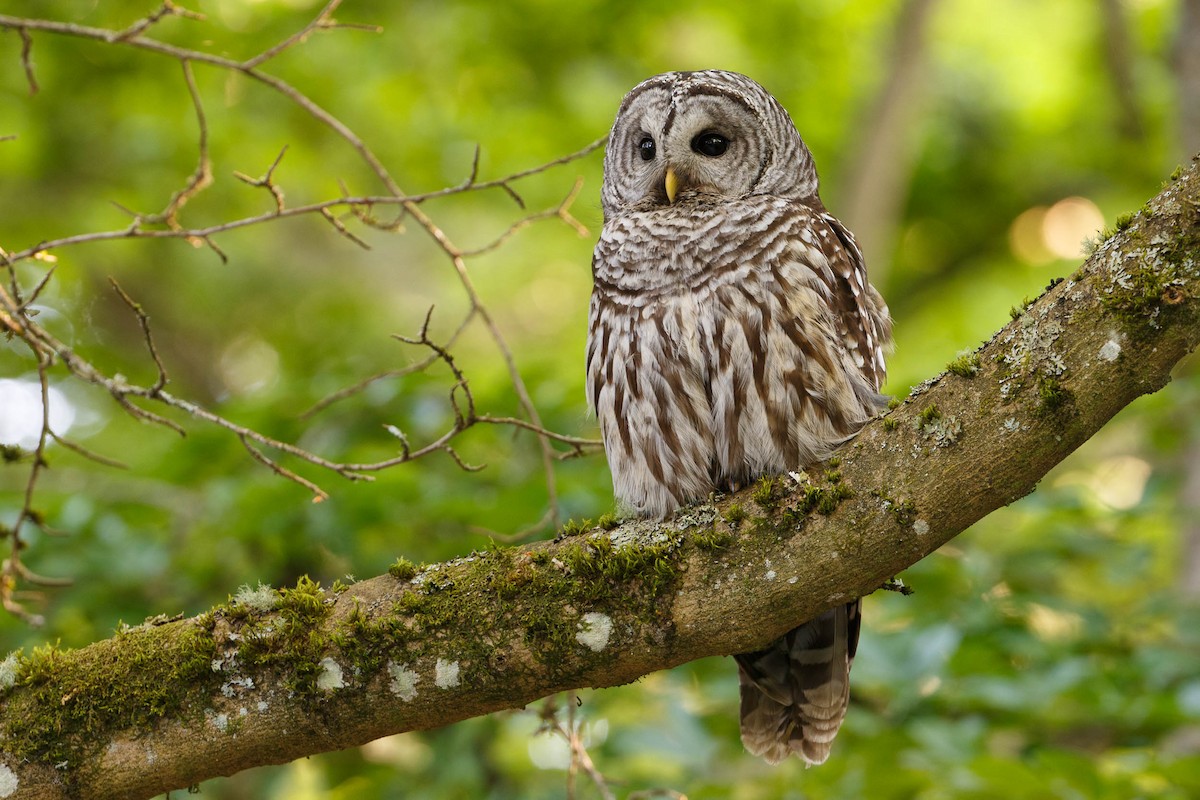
[734,600,861,765]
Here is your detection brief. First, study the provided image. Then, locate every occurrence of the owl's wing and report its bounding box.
[816,212,893,393]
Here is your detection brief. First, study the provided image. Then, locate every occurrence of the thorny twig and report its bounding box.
[0,6,603,617]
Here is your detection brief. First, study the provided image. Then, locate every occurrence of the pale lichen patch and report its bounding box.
[913,519,931,536]
[0,653,18,690]
[0,762,16,798]
[575,612,613,652]
[434,658,460,689]
[233,582,279,613]
[1099,339,1121,362]
[317,657,345,691]
[388,661,419,701]
[210,711,230,733]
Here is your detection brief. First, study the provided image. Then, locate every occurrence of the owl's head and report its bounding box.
[600,70,820,217]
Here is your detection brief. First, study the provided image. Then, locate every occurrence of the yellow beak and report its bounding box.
[664,168,679,204]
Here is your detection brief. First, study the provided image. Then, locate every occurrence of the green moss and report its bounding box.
[694,526,735,551]
[1170,165,1184,182]
[2,618,220,772]
[887,397,903,411]
[872,489,917,528]
[794,482,852,516]
[1101,255,1186,325]
[751,476,779,509]
[388,557,418,580]
[722,504,748,528]
[372,532,684,678]
[1009,297,1033,320]
[559,518,593,537]
[597,512,621,530]
[917,405,941,425]
[1036,375,1075,416]
[1098,216,1199,330]
[1114,211,1135,232]
[330,600,413,678]
[947,351,981,378]
[882,416,898,431]
[817,484,852,515]
[235,575,333,700]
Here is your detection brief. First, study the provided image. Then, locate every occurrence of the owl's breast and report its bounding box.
[593,199,792,297]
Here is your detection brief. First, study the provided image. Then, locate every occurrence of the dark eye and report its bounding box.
[691,132,728,157]
[638,136,656,161]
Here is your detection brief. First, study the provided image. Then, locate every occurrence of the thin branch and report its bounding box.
[238,434,330,503]
[232,146,288,213]
[48,431,130,470]
[0,136,602,267]
[109,278,169,394]
[17,264,56,312]
[158,59,213,228]
[475,415,602,453]
[301,309,477,418]
[17,26,37,94]
[114,1,204,42]
[459,178,589,257]
[241,0,344,70]
[0,7,604,601]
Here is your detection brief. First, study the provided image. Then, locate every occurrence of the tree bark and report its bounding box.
[1,157,1198,800]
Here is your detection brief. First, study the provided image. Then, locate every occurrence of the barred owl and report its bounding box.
[586,70,892,765]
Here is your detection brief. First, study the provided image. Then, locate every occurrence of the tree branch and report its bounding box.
[1,159,1197,799]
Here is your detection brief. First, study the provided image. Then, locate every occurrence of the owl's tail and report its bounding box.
[734,599,861,765]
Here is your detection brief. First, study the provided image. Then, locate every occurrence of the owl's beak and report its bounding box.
[664,168,679,204]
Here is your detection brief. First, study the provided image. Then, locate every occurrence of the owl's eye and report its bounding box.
[638,136,656,161]
[691,132,728,157]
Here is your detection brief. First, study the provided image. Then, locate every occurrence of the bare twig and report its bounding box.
[17,26,38,94]
[48,431,130,470]
[109,278,169,394]
[158,59,214,228]
[115,1,203,42]
[241,0,345,70]
[0,6,606,615]
[0,136,601,268]
[233,146,289,213]
[301,309,477,418]
[239,434,330,503]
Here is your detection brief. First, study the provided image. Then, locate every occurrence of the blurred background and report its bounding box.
[1,0,1198,797]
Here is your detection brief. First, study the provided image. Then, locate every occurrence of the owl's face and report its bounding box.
[600,70,820,217]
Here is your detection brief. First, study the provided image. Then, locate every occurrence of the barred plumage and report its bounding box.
[587,70,892,764]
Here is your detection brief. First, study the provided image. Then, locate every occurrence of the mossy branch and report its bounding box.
[2,157,1198,799]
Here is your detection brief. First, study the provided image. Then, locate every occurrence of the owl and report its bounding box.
[586,70,892,765]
